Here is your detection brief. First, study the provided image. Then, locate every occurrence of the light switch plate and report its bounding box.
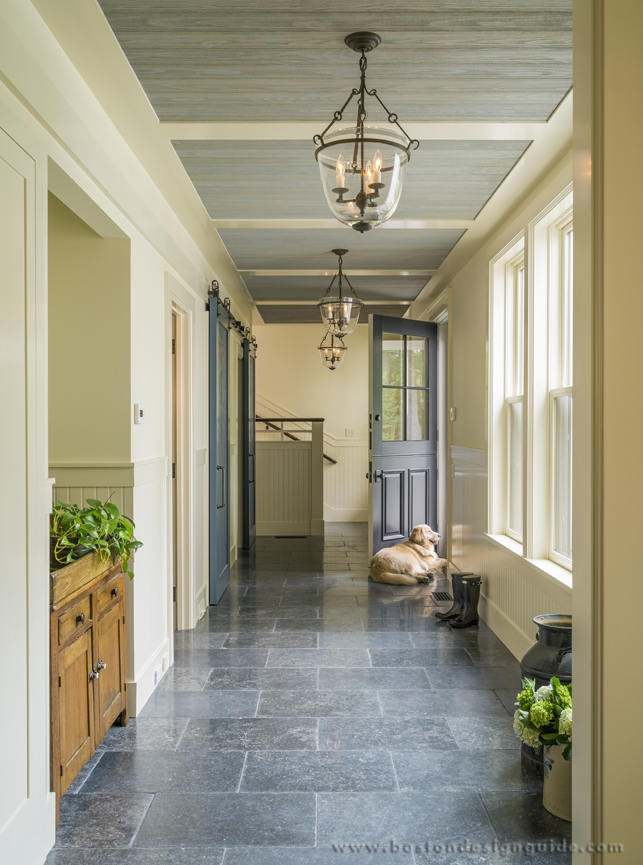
[449,407,456,421]
[134,403,145,424]
[345,428,355,438]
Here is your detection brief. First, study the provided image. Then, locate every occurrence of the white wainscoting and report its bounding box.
[195,446,208,619]
[51,457,170,715]
[256,439,323,536]
[451,446,572,659]
[256,393,368,522]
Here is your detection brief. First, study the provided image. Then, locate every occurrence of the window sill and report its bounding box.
[485,533,573,592]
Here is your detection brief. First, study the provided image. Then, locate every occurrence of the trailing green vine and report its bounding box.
[51,498,143,579]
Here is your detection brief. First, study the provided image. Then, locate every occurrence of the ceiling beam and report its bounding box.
[211,218,474,230]
[255,300,410,306]
[162,121,545,142]
[239,269,436,277]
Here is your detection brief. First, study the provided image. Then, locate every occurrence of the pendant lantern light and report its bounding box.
[313,32,419,233]
[317,249,363,335]
[318,332,347,371]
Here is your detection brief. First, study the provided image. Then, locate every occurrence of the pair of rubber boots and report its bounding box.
[435,572,481,628]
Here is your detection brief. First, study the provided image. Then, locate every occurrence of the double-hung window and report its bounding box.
[505,257,525,542]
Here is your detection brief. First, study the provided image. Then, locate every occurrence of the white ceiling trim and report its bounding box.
[212,218,474,230]
[162,121,546,142]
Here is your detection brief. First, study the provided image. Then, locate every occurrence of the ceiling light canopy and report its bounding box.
[318,332,347,371]
[317,249,363,335]
[314,32,419,233]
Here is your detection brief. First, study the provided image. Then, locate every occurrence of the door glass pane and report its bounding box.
[382,333,404,386]
[554,394,573,558]
[508,400,522,536]
[406,389,427,441]
[406,336,427,388]
[382,388,403,441]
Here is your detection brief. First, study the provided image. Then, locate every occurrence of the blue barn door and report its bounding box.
[242,336,257,549]
[208,285,230,604]
[368,315,438,555]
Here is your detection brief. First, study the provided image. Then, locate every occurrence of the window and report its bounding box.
[489,186,573,578]
[382,333,429,441]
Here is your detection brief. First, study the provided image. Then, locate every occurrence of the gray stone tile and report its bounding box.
[449,717,520,750]
[369,648,474,668]
[274,618,360,632]
[427,667,522,691]
[319,667,431,690]
[393,749,542,793]
[205,667,317,690]
[481,792,572,843]
[46,850,225,865]
[174,648,270,668]
[81,750,245,793]
[318,718,457,751]
[101,719,188,751]
[378,689,507,717]
[258,690,382,717]
[173,632,227,649]
[317,791,494,846]
[137,690,259,719]
[55,794,153,847]
[134,792,316,847]
[318,631,413,648]
[156,668,212,691]
[222,849,379,865]
[65,750,104,794]
[222,632,318,648]
[494,689,519,715]
[179,718,318,750]
[236,606,320,619]
[466,647,521,668]
[241,749,396,792]
[267,648,370,667]
[413,849,571,865]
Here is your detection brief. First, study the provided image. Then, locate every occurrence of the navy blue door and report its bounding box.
[209,292,230,604]
[369,315,438,555]
[242,337,256,549]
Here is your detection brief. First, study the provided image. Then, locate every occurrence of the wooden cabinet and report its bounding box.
[50,555,129,818]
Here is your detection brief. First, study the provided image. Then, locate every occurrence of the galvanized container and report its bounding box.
[520,613,572,778]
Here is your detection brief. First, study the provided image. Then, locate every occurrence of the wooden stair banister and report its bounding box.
[256,415,338,465]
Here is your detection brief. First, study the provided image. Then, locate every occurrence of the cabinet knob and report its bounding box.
[76,613,85,624]
[89,668,98,681]
[97,660,107,671]
[111,587,118,598]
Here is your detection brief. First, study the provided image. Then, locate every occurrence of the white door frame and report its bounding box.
[168,283,194,631]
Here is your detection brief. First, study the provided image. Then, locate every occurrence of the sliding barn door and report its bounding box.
[369,315,438,555]
[208,294,230,603]
[242,337,256,549]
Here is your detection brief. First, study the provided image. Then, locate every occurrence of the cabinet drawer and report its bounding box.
[95,571,123,617]
[58,598,91,645]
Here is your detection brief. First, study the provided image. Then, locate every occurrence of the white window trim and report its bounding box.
[505,394,523,543]
[549,386,573,569]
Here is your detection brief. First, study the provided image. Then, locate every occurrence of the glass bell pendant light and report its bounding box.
[314,32,419,233]
[318,332,348,371]
[317,249,363,335]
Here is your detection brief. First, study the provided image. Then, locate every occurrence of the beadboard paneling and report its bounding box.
[256,441,312,534]
[451,445,571,659]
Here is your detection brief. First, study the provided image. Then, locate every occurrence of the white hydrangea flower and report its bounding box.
[559,707,572,738]
[535,685,554,702]
[513,710,541,749]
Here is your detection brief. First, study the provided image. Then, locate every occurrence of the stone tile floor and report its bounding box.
[47,524,571,864]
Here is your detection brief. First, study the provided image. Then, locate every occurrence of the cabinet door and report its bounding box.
[58,629,95,795]
[95,601,127,741]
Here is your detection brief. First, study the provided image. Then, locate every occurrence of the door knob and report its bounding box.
[374,414,381,421]
[373,470,384,482]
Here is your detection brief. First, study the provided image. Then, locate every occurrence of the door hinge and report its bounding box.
[122,615,125,624]
[60,766,63,777]
[58,676,61,688]
[173,586,176,602]
[172,463,176,479]
[172,338,176,354]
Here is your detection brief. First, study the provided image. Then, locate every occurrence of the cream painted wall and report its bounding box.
[48,193,131,462]
[254,323,369,441]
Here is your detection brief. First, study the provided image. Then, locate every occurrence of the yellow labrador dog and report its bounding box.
[369,525,447,586]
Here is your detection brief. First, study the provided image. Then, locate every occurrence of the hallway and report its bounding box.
[45,525,570,863]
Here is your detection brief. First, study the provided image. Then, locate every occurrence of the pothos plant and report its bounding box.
[50,498,142,579]
[513,676,572,760]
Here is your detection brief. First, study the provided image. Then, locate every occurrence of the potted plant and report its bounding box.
[51,498,142,579]
[513,676,572,822]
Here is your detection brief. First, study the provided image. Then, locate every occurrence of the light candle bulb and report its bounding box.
[373,150,382,184]
[366,160,373,190]
[336,154,346,189]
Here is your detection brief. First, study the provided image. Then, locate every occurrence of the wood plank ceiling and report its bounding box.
[97,0,572,323]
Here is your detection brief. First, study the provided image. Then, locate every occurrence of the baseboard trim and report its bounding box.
[479,593,533,662]
[258,521,314,536]
[324,505,368,522]
[128,636,171,716]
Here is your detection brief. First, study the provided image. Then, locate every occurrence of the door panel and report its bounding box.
[369,315,438,555]
[209,294,231,603]
[242,337,256,549]
[95,601,126,739]
[59,630,95,796]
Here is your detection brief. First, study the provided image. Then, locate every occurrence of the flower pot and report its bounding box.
[543,744,572,822]
[520,614,572,777]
